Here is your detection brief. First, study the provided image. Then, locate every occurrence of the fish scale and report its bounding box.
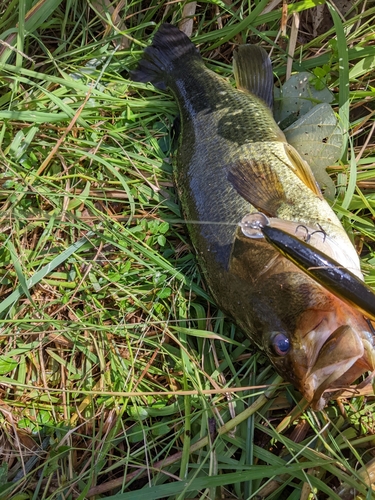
[131,23,375,410]
[164,52,357,269]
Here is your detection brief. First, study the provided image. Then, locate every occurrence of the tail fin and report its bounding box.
[130,24,201,90]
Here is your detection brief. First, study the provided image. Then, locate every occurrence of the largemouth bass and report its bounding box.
[131,24,375,410]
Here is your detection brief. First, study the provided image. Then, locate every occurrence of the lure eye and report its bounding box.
[272,333,290,356]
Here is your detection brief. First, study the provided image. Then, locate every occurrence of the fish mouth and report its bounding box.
[303,324,373,411]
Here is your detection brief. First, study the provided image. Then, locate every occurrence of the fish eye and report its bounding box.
[272,333,290,356]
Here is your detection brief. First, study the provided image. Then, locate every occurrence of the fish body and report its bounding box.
[132,24,375,410]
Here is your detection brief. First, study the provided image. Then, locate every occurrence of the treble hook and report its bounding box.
[295,223,327,243]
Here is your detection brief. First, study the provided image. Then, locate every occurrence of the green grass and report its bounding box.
[0,0,374,498]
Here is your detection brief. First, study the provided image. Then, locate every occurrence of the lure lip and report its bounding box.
[260,224,375,322]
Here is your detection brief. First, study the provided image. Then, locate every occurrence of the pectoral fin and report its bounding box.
[283,143,323,198]
[228,140,322,215]
[227,157,286,215]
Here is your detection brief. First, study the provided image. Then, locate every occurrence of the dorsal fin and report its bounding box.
[233,45,274,109]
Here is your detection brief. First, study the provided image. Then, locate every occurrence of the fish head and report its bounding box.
[262,280,375,411]
[229,228,374,410]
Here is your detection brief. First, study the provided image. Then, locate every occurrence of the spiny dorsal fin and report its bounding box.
[227,157,286,216]
[282,143,323,199]
[233,45,274,109]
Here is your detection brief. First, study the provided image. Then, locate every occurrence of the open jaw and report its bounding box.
[302,324,374,411]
